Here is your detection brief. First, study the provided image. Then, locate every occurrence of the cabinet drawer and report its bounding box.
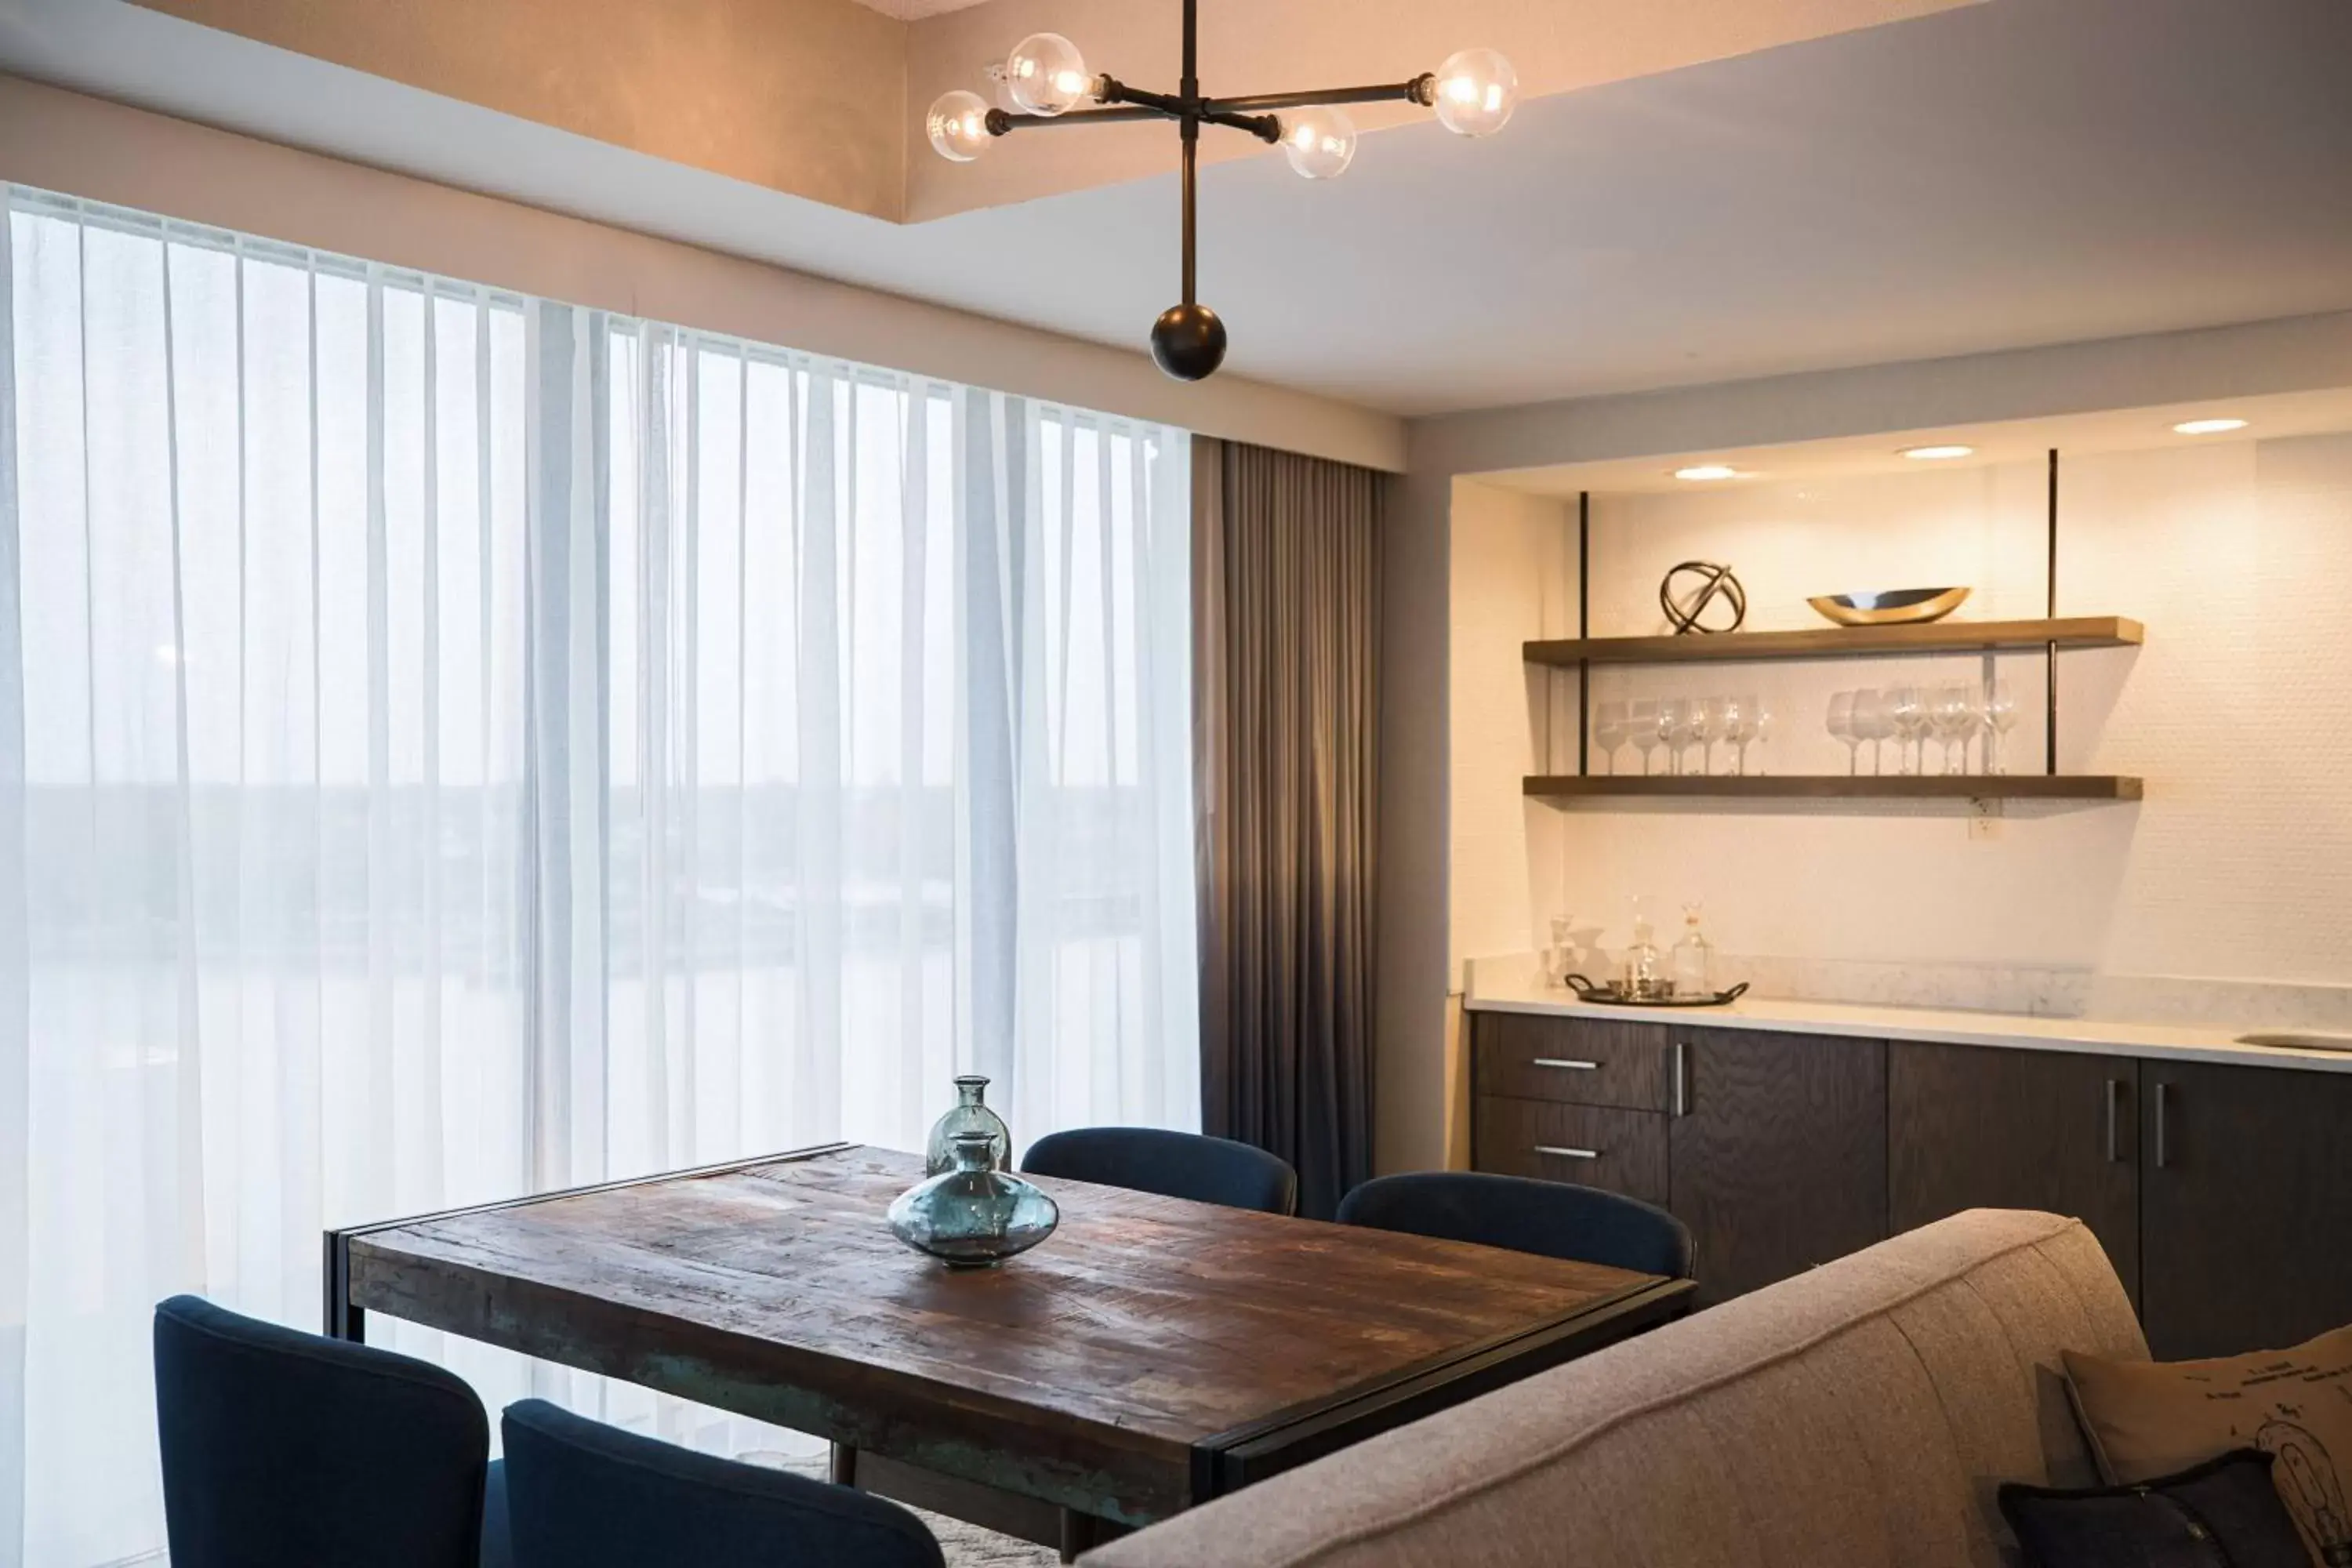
[1473,1096,1669,1207]
[1474,1011,1671,1110]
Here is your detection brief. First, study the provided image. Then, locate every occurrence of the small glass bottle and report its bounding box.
[1672,902,1715,998]
[1545,914,1574,987]
[1621,902,1666,999]
[924,1074,1011,1176]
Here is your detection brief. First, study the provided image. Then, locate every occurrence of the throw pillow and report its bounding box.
[2065,1325,2352,1568]
[2000,1449,2312,1568]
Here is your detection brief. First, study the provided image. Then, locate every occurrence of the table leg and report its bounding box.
[321,1229,365,1342]
[829,1442,858,1489]
[1058,1508,1102,1563]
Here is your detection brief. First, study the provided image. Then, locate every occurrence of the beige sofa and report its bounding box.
[1085,1209,2146,1568]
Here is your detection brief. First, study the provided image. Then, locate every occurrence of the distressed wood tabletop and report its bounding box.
[338,1144,1689,1525]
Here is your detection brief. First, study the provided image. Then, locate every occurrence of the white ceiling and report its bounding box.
[2,0,2347,417]
[1487,388,2352,495]
[845,0,990,19]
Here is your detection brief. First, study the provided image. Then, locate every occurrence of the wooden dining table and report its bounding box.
[326,1143,1692,1553]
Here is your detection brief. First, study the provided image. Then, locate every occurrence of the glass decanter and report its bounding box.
[1671,902,1715,998]
[924,1074,1011,1176]
[1621,902,1667,999]
[887,1131,1061,1269]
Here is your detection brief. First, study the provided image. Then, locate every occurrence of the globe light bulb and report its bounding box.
[1281,105,1357,180]
[1005,32,1091,117]
[1432,47,1518,136]
[926,89,993,162]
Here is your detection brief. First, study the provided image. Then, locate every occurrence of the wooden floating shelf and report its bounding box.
[1524,774,2144,801]
[1523,615,2143,667]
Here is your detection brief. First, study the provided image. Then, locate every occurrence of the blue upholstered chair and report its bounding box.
[1020,1126,1299,1216]
[1335,1171,1697,1279]
[153,1294,509,1568]
[502,1399,942,1568]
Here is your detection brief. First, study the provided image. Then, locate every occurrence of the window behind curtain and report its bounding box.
[0,187,1196,1568]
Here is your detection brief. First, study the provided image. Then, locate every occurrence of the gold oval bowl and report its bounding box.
[1807,586,1971,626]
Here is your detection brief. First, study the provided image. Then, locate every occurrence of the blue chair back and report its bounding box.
[1335,1171,1696,1279]
[154,1294,503,1568]
[1020,1126,1298,1215]
[502,1399,942,1568]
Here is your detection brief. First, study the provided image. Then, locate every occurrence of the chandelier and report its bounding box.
[924,2,1517,382]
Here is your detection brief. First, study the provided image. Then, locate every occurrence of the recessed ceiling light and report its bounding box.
[1672,464,1744,481]
[2172,418,2249,436]
[1900,444,1975,460]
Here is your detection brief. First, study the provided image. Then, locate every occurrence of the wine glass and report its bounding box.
[1748,698,1773,775]
[1886,684,1926,775]
[1593,701,1630,775]
[1659,698,1697,776]
[1719,693,1759,776]
[1826,691,1860,775]
[1690,696,1726,776]
[1980,680,2019,774]
[1929,683,1975,774]
[1851,688,1894,775]
[1628,699,1662,775]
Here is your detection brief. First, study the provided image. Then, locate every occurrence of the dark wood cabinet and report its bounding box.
[1667,1027,1888,1305]
[1473,1011,1671,1111]
[2140,1059,2352,1359]
[1889,1043,2140,1310]
[1471,1010,2352,1353]
[1472,1095,1669,1207]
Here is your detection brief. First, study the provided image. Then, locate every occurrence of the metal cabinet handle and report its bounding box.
[2105,1078,2122,1163]
[2154,1080,2171,1169]
[1531,1058,1599,1071]
[1671,1041,1690,1117]
[1534,1145,1600,1161]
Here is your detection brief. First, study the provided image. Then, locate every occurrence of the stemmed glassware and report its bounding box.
[1597,694,1774,776]
[1980,680,2019,774]
[1851,689,1895,774]
[1719,693,1762,775]
[1659,698,1697,776]
[1886,685,1926,775]
[1690,696,1726,776]
[1628,699,1662,775]
[1593,701,1630,775]
[1925,684,1970,774]
[1826,691,1860,775]
[1824,679,2026,778]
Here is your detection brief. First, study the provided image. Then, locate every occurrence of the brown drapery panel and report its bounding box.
[1193,437,1380,1219]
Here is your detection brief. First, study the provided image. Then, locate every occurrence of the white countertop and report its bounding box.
[1465,968,2352,1074]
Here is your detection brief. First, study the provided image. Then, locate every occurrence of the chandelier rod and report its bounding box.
[1179,0,1198,307]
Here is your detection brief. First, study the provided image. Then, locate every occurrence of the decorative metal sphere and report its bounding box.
[1660,561,1748,634]
[1150,303,1228,381]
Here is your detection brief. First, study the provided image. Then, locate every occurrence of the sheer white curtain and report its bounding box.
[0,187,1196,1568]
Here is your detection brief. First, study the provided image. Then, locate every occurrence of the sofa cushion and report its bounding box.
[1999,1449,2310,1568]
[1083,1210,2147,1568]
[2065,1323,2352,1568]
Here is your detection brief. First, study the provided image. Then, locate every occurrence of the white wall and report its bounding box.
[1483,434,2352,988]
[1372,314,2352,1175]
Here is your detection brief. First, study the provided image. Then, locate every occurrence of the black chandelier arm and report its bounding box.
[1203,74,1438,114]
[982,104,1168,136]
[988,78,1283,144]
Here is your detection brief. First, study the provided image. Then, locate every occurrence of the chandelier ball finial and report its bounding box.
[1282,106,1359,180]
[925,90,993,162]
[1005,33,1091,117]
[1432,48,1519,136]
[1150,303,1228,382]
